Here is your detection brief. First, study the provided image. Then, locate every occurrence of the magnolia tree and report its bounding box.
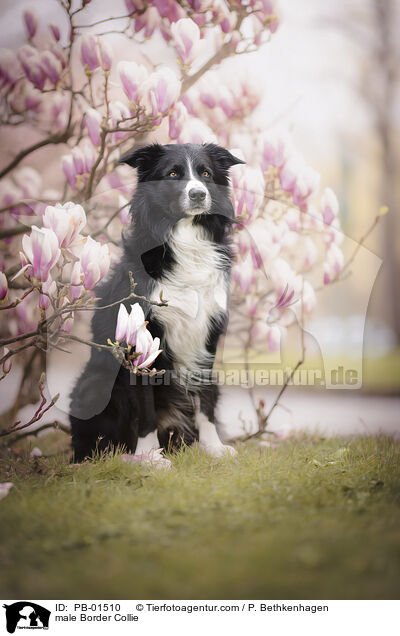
[0,0,347,442]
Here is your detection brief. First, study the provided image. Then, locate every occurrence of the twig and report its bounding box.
[6,420,70,445]
[0,373,59,438]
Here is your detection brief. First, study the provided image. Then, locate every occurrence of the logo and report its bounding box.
[2,603,50,634]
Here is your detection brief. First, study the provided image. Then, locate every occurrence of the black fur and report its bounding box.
[69,143,244,461]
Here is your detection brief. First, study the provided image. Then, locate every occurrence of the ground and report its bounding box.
[0,432,399,600]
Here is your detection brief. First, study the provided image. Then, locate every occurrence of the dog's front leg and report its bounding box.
[129,381,172,468]
[195,391,237,458]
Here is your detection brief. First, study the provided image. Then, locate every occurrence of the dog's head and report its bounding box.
[121,143,244,223]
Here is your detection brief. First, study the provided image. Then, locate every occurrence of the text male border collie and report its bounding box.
[70,143,244,464]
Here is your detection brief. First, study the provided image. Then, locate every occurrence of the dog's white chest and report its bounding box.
[151,218,228,370]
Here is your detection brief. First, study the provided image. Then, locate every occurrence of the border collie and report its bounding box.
[70,143,244,464]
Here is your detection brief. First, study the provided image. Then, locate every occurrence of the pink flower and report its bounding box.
[17,45,46,90]
[326,243,344,276]
[0,271,8,300]
[168,101,187,140]
[23,9,38,39]
[115,304,130,342]
[109,101,131,142]
[279,154,320,211]
[134,325,162,369]
[232,254,255,293]
[71,147,85,175]
[13,166,41,199]
[133,7,160,38]
[99,39,113,71]
[0,49,22,85]
[171,18,203,66]
[22,225,61,282]
[84,108,102,146]
[302,280,316,314]
[115,302,147,346]
[153,0,184,22]
[118,60,148,105]
[43,202,86,248]
[39,277,57,310]
[80,34,100,72]
[49,23,61,42]
[140,67,181,121]
[70,261,83,301]
[125,0,146,12]
[261,127,292,171]
[321,187,339,225]
[267,325,281,352]
[39,51,61,84]
[79,236,111,290]
[62,155,77,189]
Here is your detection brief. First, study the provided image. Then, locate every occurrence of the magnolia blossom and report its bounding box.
[134,325,162,369]
[115,302,146,346]
[0,271,8,300]
[133,7,160,38]
[118,60,148,105]
[109,101,131,142]
[321,187,339,226]
[42,202,86,248]
[171,18,203,66]
[79,236,111,290]
[0,49,22,86]
[22,226,61,282]
[232,254,256,293]
[84,108,102,146]
[39,51,61,84]
[62,145,96,187]
[23,9,38,39]
[99,39,112,71]
[261,127,292,171]
[168,102,187,140]
[49,23,61,42]
[324,243,344,284]
[80,34,100,71]
[17,45,46,90]
[178,118,216,144]
[140,67,181,122]
[70,261,83,301]
[302,280,317,314]
[280,154,320,211]
[39,277,57,310]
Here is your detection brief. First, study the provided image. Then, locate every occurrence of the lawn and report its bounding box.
[0,433,399,599]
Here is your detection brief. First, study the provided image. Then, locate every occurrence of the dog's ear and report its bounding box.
[120,143,165,175]
[203,144,245,169]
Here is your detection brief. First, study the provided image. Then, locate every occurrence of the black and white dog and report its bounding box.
[70,142,244,464]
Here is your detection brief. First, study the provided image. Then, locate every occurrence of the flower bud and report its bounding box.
[23,9,38,39]
[80,34,100,72]
[0,271,8,300]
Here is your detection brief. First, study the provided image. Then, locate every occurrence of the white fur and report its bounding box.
[196,410,237,457]
[151,217,229,371]
[134,431,172,468]
[135,430,159,454]
[182,157,210,214]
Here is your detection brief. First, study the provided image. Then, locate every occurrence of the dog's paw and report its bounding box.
[199,442,237,458]
[122,449,172,470]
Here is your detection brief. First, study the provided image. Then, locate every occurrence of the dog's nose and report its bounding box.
[189,188,206,203]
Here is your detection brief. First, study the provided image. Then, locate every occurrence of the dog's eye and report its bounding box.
[168,170,178,178]
[202,170,210,178]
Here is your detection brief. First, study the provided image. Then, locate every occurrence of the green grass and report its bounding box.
[1,433,400,599]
